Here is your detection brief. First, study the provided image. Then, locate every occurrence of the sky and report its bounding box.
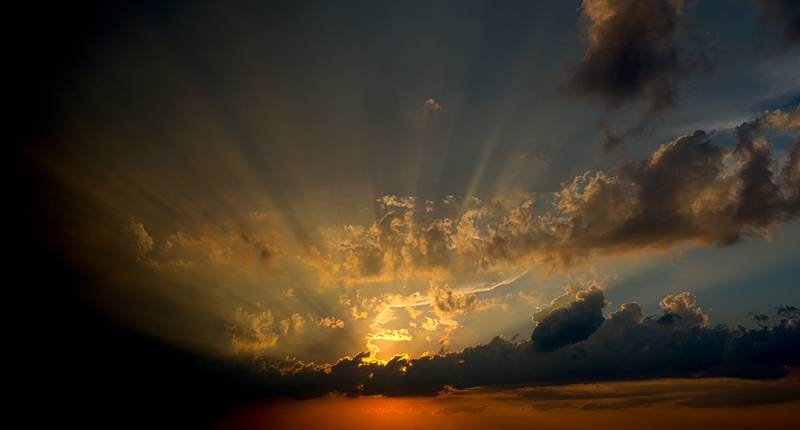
[16,0,800,428]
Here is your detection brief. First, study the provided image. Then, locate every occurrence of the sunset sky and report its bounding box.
[17,0,800,428]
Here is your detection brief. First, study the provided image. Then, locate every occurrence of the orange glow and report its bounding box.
[216,390,800,430]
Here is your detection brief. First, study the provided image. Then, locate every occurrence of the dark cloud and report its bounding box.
[569,0,699,112]
[531,287,606,352]
[734,119,784,227]
[777,305,800,318]
[600,123,624,152]
[758,0,800,44]
[599,118,650,152]
[249,290,800,398]
[551,108,800,263]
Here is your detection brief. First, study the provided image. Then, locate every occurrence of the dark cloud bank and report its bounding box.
[251,287,799,398]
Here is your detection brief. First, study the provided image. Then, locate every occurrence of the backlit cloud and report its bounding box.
[230,308,281,353]
[310,107,800,283]
[569,0,694,111]
[127,218,154,255]
[423,98,443,113]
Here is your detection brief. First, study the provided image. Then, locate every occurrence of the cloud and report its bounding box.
[367,328,413,342]
[517,377,800,410]
[311,107,800,281]
[251,290,800,398]
[318,316,345,329]
[310,195,505,283]
[757,0,800,45]
[600,122,624,152]
[531,285,606,352]
[658,291,708,326]
[230,308,281,353]
[279,313,306,335]
[231,311,346,352]
[422,317,440,331]
[268,108,800,361]
[430,283,478,316]
[163,229,277,266]
[128,216,281,271]
[777,305,800,318]
[764,105,800,129]
[526,110,800,262]
[127,218,154,255]
[569,0,701,112]
[423,98,443,113]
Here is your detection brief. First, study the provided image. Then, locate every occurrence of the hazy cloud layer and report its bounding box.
[127,212,282,271]
[503,376,800,410]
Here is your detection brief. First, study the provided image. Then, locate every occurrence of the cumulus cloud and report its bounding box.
[425,283,482,346]
[764,105,800,130]
[278,109,800,360]
[310,195,509,283]
[423,98,443,113]
[430,284,478,316]
[250,290,799,398]
[531,285,606,352]
[335,273,526,356]
[127,218,154,255]
[279,313,306,335]
[422,317,440,331]
[128,216,281,271]
[658,291,708,326]
[318,316,345,329]
[230,308,281,353]
[311,108,800,281]
[231,310,349,353]
[569,0,703,112]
